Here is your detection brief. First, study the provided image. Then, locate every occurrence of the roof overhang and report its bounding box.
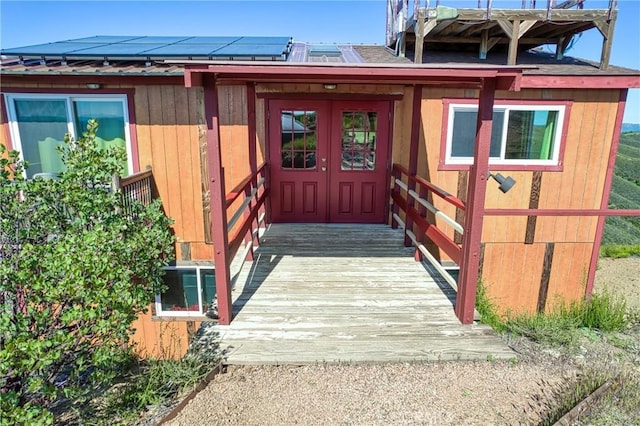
[179,61,525,91]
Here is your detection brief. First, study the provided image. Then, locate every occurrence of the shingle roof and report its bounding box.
[2,45,637,78]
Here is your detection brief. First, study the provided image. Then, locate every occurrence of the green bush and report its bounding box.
[600,244,640,258]
[0,120,175,423]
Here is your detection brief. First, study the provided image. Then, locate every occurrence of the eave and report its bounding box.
[181,61,525,91]
[520,74,640,89]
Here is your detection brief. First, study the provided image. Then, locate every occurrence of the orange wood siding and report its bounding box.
[130,309,203,359]
[402,87,622,314]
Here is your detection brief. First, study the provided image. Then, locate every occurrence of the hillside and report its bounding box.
[602,132,640,245]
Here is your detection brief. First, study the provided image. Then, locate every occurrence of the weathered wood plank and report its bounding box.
[201,224,513,364]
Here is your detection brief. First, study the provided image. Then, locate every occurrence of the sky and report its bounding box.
[1,0,639,123]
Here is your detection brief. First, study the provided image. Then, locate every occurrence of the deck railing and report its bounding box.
[112,168,156,216]
[225,163,268,261]
[390,163,464,290]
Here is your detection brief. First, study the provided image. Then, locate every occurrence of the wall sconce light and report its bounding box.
[323,83,337,90]
[488,172,516,194]
[86,83,102,90]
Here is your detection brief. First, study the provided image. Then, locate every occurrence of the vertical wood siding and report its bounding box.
[403,87,622,314]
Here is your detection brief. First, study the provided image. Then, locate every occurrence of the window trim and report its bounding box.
[155,265,216,318]
[3,90,139,176]
[439,98,572,172]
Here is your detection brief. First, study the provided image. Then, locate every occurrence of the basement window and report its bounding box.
[155,266,216,317]
[444,103,566,169]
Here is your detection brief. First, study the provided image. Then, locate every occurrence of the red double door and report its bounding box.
[269,100,391,223]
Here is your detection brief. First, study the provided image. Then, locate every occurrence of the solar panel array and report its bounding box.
[1,36,293,61]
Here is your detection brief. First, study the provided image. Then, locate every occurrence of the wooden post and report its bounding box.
[508,20,521,65]
[586,90,627,297]
[414,8,426,64]
[455,77,496,324]
[246,83,259,258]
[203,74,233,325]
[596,8,617,70]
[405,84,423,247]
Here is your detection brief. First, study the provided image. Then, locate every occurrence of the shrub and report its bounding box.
[0,120,175,423]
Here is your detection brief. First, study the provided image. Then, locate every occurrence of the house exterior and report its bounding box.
[2,2,639,358]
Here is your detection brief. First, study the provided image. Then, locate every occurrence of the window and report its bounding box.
[444,103,566,167]
[155,266,216,317]
[281,111,317,169]
[341,111,377,171]
[4,94,133,178]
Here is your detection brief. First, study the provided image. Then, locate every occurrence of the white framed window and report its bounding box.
[444,103,566,167]
[4,93,133,178]
[155,266,216,317]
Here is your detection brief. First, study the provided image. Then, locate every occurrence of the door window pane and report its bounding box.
[341,111,377,171]
[281,111,317,169]
[14,99,68,178]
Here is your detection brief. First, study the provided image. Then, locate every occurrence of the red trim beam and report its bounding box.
[184,63,523,90]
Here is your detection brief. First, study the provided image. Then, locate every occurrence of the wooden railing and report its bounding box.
[112,168,155,216]
[390,164,464,290]
[225,163,268,261]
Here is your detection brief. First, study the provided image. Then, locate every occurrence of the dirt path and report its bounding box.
[594,257,640,310]
[163,258,639,425]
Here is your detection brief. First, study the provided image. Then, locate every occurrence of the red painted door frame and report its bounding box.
[268,99,392,224]
[329,101,391,223]
[268,100,331,222]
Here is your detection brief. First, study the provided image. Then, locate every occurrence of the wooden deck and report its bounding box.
[201,224,514,364]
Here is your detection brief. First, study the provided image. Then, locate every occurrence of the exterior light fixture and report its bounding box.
[488,172,516,194]
[86,83,101,90]
[323,83,337,90]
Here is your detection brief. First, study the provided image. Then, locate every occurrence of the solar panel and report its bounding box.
[1,35,293,61]
[2,42,105,55]
[174,36,242,44]
[70,36,145,44]
[143,44,227,56]
[233,36,291,45]
[120,36,194,44]
[72,43,167,56]
[213,44,288,57]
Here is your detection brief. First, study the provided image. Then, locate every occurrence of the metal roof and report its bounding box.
[1,36,293,62]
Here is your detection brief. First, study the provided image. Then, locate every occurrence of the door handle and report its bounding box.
[321,166,327,172]
[321,158,327,162]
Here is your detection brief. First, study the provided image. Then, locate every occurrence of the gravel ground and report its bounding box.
[166,361,571,426]
[162,257,639,426]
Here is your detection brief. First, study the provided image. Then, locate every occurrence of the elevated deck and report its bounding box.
[388,0,617,68]
[199,224,514,364]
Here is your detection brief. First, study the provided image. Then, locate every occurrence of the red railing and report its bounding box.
[390,163,464,288]
[225,163,268,261]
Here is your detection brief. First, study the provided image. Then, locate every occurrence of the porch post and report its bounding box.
[203,74,233,325]
[405,84,423,249]
[245,83,259,259]
[455,77,496,324]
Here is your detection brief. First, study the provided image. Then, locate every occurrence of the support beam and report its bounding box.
[414,8,426,64]
[245,83,259,260]
[203,74,233,325]
[594,12,617,70]
[555,35,572,60]
[455,78,497,324]
[586,90,627,298]
[405,85,423,247]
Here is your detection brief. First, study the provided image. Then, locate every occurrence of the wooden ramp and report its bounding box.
[201,224,514,364]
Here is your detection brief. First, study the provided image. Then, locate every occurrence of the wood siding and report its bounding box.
[400,87,621,314]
